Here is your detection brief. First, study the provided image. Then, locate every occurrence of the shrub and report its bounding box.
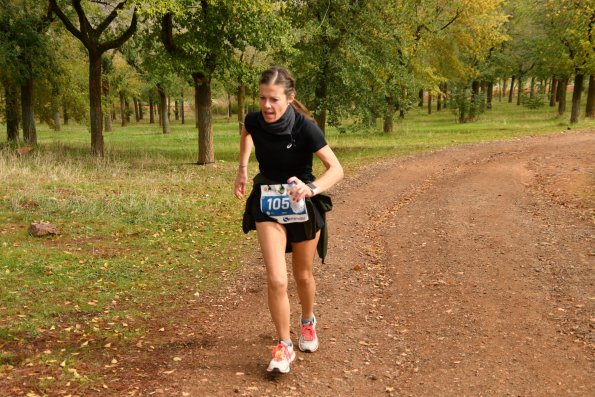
[522,93,547,109]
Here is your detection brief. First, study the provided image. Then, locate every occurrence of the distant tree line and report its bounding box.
[1,0,593,159]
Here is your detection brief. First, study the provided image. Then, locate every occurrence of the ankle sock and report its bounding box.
[301,316,315,325]
[280,339,293,348]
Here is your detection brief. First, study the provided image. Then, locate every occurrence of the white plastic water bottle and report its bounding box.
[288,182,306,213]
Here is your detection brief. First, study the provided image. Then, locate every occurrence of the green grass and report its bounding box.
[319,100,593,178]
[0,98,593,392]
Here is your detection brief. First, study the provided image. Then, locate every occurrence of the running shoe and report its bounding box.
[298,316,319,352]
[267,342,295,373]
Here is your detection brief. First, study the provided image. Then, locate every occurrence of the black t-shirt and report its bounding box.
[244,111,327,183]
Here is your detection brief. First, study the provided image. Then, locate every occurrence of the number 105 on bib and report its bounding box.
[262,196,291,214]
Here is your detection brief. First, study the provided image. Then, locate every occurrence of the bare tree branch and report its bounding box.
[71,0,93,40]
[35,1,56,33]
[98,7,137,52]
[96,0,127,35]
[439,8,462,31]
[49,0,86,45]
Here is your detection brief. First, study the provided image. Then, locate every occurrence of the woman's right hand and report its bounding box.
[234,169,248,199]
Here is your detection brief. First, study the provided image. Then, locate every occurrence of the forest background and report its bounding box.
[0,0,594,395]
[1,0,594,157]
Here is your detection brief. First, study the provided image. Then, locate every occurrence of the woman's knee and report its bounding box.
[267,274,288,293]
[293,269,314,285]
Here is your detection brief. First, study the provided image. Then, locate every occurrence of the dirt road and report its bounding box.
[118,132,594,396]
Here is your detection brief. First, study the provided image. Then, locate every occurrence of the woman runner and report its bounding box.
[234,66,343,373]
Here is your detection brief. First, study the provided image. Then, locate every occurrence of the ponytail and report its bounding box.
[291,99,316,123]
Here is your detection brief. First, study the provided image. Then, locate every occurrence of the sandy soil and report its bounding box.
[16,131,594,396]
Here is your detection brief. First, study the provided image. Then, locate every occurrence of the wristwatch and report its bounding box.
[306,182,318,196]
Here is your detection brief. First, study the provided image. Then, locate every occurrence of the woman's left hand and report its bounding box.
[234,169,248,199]
[287,177,312,201]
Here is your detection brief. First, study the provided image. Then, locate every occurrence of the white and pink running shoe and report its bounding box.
[298,316,319,353]
[267,342,296,373]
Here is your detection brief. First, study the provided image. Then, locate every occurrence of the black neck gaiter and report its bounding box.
[257,105,296,136]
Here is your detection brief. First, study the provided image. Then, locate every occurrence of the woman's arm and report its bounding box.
[288,144,343,200]
[234,127,254,199]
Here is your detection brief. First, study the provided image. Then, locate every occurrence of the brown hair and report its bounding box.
[259,66,315,123]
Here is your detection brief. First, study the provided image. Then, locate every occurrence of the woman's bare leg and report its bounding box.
[255,221,291,341]
[291,230,320,320]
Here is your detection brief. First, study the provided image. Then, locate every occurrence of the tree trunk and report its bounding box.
[63,107,69,125]
[557,77,568,116]
[125,98,131,123]
[50,86,61,132]
[167,96,171,119]
[157,83,170,134]
[174,98,179,121]
[427,93,432,115]
[585,75,594,118]
[539,78,546,95]
[383,96,395,133]
[459,87,467,123]
[102,74,112,132]
[149,97,155,124]
[549,78,558,106]
[500,78,505,102]
[21,79,37,145]
[314,109,327,131]
[227,92,232,121]
[138,100,143,120]
[4,80,19,142]
[89,52,104,156]
[158,102,162,127]
[570,74,584,124]
[443,83,448,108]
[119,91,126,126]
[470,80,480,119]
[516,77,523,105]
[237,83,245,134]
[383,114,393,133]
[479,81,486,113]
[314,71,328,133]
[193,72,215,164]
[370,109,378,127]
[487,81,494,109]
[104,109,112,132]
[195,95,199,128]
[180,90,185,124]
[418,89,424,107]
[133,97,140,121]
[52,110,61,131]
[508,76,515,103]
[529,76,536,99]
[437,90,442,112]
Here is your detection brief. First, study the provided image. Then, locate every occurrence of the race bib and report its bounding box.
[260,184,309,224]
